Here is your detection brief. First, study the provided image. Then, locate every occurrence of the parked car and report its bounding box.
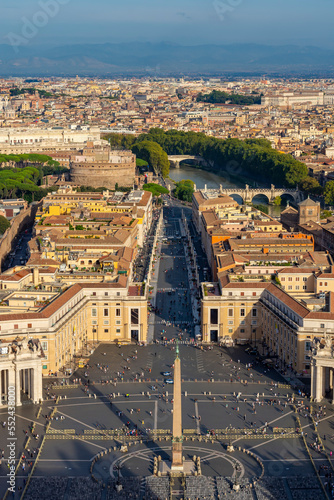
[165,379,174,384]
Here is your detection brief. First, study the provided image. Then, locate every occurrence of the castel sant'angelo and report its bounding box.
[70,141,136,189]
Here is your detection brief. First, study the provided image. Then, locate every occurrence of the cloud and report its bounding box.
[176,11,192,21]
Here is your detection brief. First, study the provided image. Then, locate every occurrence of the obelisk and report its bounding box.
[171,341,183,470]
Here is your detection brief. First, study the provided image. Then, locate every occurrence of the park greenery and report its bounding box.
[9,87,54,98]
[173,179,195,202]
[196,90,262,105]
[136,158,149,168]
[0,154,65,202]
[132,141,169,178]
[321,210,333,219]
[252,204,269,214]
[142,183,169,197]
[103,129,314,189]
[324,181,334,206]
[0,215,10,234]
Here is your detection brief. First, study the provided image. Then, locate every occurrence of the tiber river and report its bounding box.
[169,164,282,217]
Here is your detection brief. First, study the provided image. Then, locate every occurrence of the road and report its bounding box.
[151,204,194,342]
[2,228,33,271]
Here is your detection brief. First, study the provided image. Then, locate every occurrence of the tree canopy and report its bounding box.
[0,215,10,234]
[324,181,334,206]
[197,90,262,105]
[173,179,195,202]
[103,129,309,187]
[142,183,169,197]
[132,140,170,178]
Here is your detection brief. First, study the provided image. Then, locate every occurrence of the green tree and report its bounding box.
[273,196,282,206]
[197,90,262,105]
[0,215,10,234]
[321,210,332,219]
[324,181,334,206]
[300,176,323,195]
[143,183,169,197]
[132,141,169,177]
[173,179,195,202]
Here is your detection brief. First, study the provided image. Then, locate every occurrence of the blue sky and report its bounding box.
[1,0,333,47]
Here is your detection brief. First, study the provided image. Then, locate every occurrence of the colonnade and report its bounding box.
[311,361,334,403]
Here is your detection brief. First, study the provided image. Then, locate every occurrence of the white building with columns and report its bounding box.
[0,338,43,407]
[310,336,334,403]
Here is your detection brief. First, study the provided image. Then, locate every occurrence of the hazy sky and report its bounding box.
[1,0,332,47]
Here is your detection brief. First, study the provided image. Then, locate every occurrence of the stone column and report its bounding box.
[325,367,330,394]
[315,365,324,403]
[28,369,32,399]
[33,364,43,404]
[171,343,183,471]
[310,361,315,401]
[15,368,21,406]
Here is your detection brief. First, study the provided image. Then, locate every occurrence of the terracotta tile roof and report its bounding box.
[264,284,310,318]
[0,270,30,281]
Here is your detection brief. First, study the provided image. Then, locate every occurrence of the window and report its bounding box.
[228,308,233,317]
[295,286,299,290]
[252,292,256,296]
[103,320,109,325]
[14,324,18,329]
[303,285,307,290]
[228,328,233,333]
[105,292,108,296]
[27,323,32,328]
[104,309,109,317]
[305,341,311,351]
[116,308,121,317]
[240,329,245,333]
[92,308,97,317]
[116,320,121,325]
[288,277,292,282]
[325,282,328,286]
[240,320,245,325]
[228,292,233,296]
[131,308,139,325]
[117,292,120,296]
[252,308,257,317]
[320,323,325,328]
[92,320,97,325]
[288,286,292,290]
[241,292,244,297]
[116,328,121,333]
[281,277,285,281]
[303,277,307,282]
[251,320,257,325]
[240,308,245,317]
[104,329,109,333]
[41,341,48,351]
[295,277,299,282]
[228,320,234,325]
[210,309,218,325]
[92,292,96,296]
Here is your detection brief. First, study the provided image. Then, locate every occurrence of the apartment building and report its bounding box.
[0,274,148,380]
[201,269,334,375]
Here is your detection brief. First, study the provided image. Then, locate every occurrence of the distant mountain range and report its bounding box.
[0,42,333,76]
